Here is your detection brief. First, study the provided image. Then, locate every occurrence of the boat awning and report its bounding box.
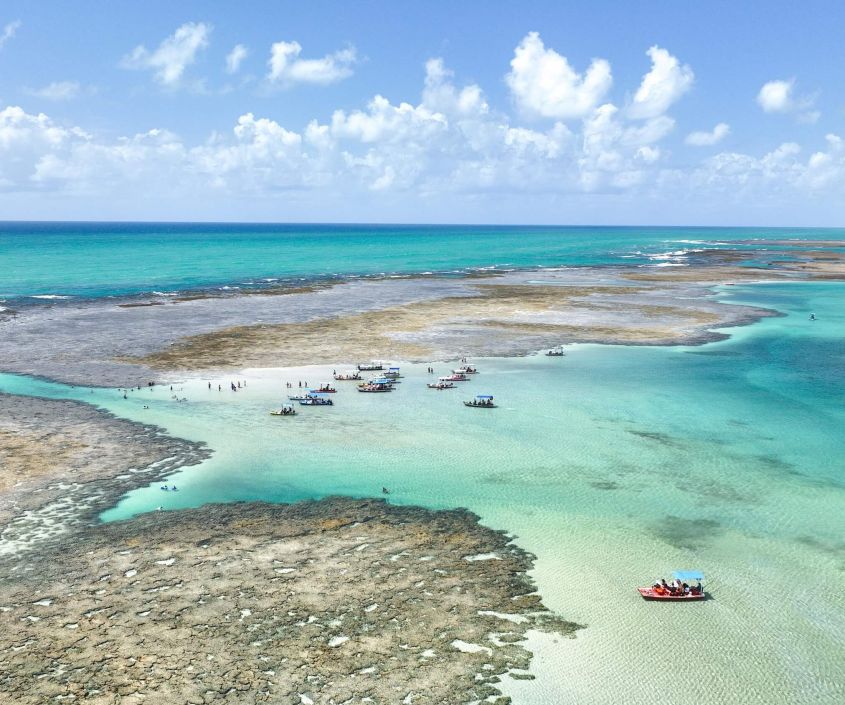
[306,392,329,397]
[371,378,391,384]
[672,570,704,581]
[476,395,494,399]
[388,367,400,371]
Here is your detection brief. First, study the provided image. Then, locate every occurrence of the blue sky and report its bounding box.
[1,1,843,224]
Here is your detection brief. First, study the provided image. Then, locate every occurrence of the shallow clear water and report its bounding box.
[2,221,844,302]
[1,281,843,704]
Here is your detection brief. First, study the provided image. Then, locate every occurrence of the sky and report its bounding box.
[0,0,844,225]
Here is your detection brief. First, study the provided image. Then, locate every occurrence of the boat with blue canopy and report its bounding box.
[298,392,334,406]
[464,394,496,408]
[638,570,705,600]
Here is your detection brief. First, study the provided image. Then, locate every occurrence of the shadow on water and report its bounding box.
[590,480,620,491]
[652,515,723,550]
[626,429,684,448]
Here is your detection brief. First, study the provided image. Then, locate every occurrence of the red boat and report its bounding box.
[637,587,705,601]
[638,570,705,601]
[314,385,336,393]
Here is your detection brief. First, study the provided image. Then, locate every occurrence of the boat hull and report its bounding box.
[637,588,705,601]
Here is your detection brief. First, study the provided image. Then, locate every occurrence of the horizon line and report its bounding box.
[0,219,842,230]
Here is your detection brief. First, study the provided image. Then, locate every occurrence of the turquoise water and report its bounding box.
[2,221,844,302]
[1,280,843,704]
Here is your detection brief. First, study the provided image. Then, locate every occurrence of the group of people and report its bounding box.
[652,578,702,596]
[466,398,494,407]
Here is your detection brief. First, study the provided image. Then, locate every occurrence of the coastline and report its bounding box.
[0,392,210,567]
[0,240,843,704]
[6,243,842,387]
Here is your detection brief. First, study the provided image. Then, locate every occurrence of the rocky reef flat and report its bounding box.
[0,497,578,705]
[0,393,210,563]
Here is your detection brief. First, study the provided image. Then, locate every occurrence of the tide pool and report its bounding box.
[1,281,843,704]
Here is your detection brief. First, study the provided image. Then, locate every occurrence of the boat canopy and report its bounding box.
[672,570,704,582]
[370,377,392,384]
[306,392,330,398]
[388,367,400,371]
[476,395,494,399]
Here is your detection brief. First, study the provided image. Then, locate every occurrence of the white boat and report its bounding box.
[357,361,384,371]
[453,365,478,374]
[270,405,297,416]
[427,381,455,390]
[545,346,566,357]
[333,372,361,381]
[440,373,469,382]
[383,367,402,378]
[358,381,393,392]
[299,393,333,406]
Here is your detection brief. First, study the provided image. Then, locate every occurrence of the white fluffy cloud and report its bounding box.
[28,81,83,101]
[1,48,842,219]
[756,78,818,122]
[757,79,793,112]
[225,44,248,74]
[121,22,211,87]
[685,122,730,146]
[628,46,693,119]
[267,41,357,85]
[0,19,21,50]
[506,32,611,119]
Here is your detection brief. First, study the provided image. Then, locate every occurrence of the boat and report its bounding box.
[637,570,706,601]
[545,346,566,356]
[314,384,337,393]
[383,367,403,379]
[299,392,333,406]
[453,365,478,374]
[464,394,496,408]
[365,376,396,386]
[270,405,297,416]
[440,373,469,382]
[287,393,311,401]
[358,381,393,392]
[427,381,455,390]
[357,361,384,371]
[333,372,361,381]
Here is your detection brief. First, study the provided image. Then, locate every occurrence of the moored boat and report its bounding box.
[453,365,478,374]
[427,381,455,389]
[314,384,337,393]
[546,346,566,356]
[290,391,334,406]
[299,393,333,406]
[270,405,297,416]
[638,570,705,601]
[357,361,384,371]
[464,394,496,408]
[383,367,403,379]
[333,372,361,381]
[358,381,393,392]
[441,373,469,382]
